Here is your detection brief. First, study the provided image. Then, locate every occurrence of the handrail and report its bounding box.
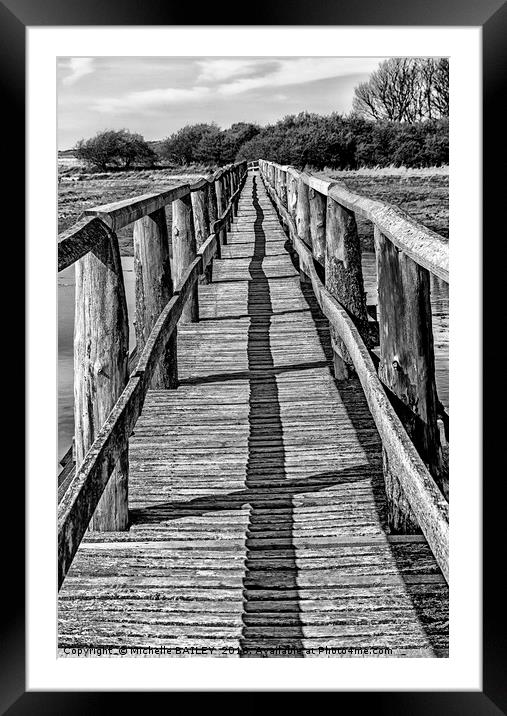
[58,160,247,586]
[58,258,200,586]
[260,160,448,283]
[84,184,191,232]
[58,160,246,272]
[259,160,449,582]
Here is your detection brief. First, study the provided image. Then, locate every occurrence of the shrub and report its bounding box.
[74,129,156,170]
[160,123,221,165]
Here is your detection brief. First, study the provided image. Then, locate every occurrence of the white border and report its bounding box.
[27,26,482,691]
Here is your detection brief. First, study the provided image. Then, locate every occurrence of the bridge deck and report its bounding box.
[59,172,449,657]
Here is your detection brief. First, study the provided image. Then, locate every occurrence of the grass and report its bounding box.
[315,166,449,250]
[58,162,449,256]
[320,164,449,177]
[58,164,208,255]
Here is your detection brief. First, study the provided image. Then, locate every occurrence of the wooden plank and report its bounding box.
[84,184,190,232]
[58,216,111,272]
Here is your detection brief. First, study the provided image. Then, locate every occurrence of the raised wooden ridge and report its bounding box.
[58,160,247,272]
[261,160,449,283]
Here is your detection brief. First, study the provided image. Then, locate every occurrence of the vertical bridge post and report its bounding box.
[74,225,129,531]
[231,166,239,217]
[214,171,227,247]
[191,180,212,282]
[309,186,327,267]
[287,169,298,227]
[325,196,370,380]
[296,175,311,285]
[227,167,233,229]
[133,207,177,389]
[207,178,220,259]
[375,226,445,530]
[279,168,287,209]
[222,169,230,230]
[191,181,210,249]
[172,191,199,323]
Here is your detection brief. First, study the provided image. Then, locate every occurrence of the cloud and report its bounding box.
[218,58,381,96]
[61,58,94,86]
[94,85,212,112]
[90,57,383,113]
[195,58,269,83]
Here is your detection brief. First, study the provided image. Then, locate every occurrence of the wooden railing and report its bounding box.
[57,160,248,587]
[258,159,449,582]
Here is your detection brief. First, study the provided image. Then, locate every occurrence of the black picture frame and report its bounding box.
[5,0,503,710]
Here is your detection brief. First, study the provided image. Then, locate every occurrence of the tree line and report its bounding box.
[73,58,448,171]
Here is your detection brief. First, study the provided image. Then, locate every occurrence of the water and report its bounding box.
[57,252,449,462]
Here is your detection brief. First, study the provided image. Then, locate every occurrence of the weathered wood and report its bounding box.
[327,185,449,283]
[225,171,233,228]
[197,233,218,274]
[191,182,210,249]
[206,180,220,259]
[333,349,351,381]
[230,169,237,216]
[58,216,111,272]
[73,226,129,531]
[59,376,145,587]
[375,227,445,511]
[262,161,448,283]
[60,258,203,583]
[309,186,327,267]
[261,169,448,578]
[133,207,177,389]
[133,256,201,384]
[59,348,141,504]
[325,196,370,373]
[296,175,311,250]
[279,169,288,208]
[215,175,227,246]
[172,193,198,322]
[59,173,447,656]
[85,184,190,232]
[289,228,448,581]
[287,170,299,223]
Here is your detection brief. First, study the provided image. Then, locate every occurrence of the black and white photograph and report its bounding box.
[56,54,451,659]
[0,0,493,702]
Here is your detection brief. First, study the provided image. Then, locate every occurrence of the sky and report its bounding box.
[57,56,384,150]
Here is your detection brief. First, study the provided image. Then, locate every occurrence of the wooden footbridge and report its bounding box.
[58,159,449,657]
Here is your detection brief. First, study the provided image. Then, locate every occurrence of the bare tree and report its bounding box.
[352,58,449,123]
